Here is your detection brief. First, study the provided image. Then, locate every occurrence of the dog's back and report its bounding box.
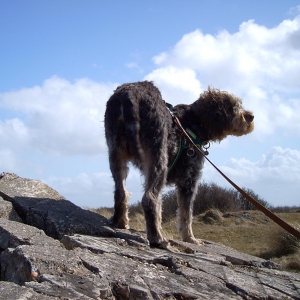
[105,81,170,168]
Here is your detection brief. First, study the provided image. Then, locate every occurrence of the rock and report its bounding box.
[0,218,60,249]
[203,209,223,224]
[223,213,232,218]
[0,196,23,222]
[0,172,114,239]
[0,173,299,299]
[0,281,55,300]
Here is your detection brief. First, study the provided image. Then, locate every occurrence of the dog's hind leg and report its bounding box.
[142,157,168,248]
[176,180,202,244]
[108,151,130,229]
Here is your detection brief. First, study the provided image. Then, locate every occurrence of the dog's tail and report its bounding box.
[121,97,145,162]
[105,84,146,163]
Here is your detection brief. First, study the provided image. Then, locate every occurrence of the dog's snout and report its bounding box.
[244,113,254,123]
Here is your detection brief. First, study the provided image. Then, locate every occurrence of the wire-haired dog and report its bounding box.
[104,81,254,247]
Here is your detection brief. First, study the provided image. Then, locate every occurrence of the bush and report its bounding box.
[162,190,178,222]
[270,206,300,213]
[275,225,300,256]
[260,224,300,259]
[161,181,271,222]
[128,201,143,217]
[236,188,270,211]
[193,182,241,214]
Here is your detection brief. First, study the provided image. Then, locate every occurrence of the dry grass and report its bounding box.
[128,212,146,231]
[90,207,113,219]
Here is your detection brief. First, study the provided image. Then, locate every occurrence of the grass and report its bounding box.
[164,210,300,273]
[93,207,300,273]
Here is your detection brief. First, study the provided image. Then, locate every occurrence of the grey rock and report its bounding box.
[0,173,299,299]
[0,172,114,239]
[0,218,60,249]
[0,281,55,300]
[25,273,112,300]
[0,196,23,222]
[1,243,90,281]
[203,210,223,223]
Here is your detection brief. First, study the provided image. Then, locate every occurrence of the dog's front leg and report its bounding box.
[176,181,202,244]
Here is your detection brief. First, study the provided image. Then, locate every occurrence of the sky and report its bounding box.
[0,1,300,208]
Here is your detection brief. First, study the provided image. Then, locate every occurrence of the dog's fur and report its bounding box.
[104,81,254,247]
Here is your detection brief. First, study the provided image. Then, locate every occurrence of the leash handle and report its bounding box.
[172,115,300,240]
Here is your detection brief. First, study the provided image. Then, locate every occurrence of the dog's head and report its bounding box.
[192,87,254,142]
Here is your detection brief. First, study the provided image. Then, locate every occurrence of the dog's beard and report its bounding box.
[231,112,254,136]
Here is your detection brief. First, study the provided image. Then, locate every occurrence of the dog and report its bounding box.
[104,81,254,247]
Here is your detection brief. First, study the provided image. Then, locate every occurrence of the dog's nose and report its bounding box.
[244,114,254,123]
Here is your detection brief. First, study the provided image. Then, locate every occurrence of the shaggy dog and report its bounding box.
[104,81,254,247]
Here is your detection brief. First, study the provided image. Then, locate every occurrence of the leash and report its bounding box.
[166,103,209,174]
[168,108,300,240]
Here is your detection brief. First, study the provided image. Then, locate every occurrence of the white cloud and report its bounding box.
[0,118,30,148]
[145,15,300,138]
[144,66,202,104]
[288,5,300,18]
[44,168,145,208]
[0,77,117,156]
[0,149,20,171]
[45,172,114,207]
[125,62,144,73]
[203,147,300,206]
[152,17,300,89]
[224,147,300,182]
[126,62,139,68]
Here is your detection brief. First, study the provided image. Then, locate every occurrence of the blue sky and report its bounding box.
[0,1,300,208]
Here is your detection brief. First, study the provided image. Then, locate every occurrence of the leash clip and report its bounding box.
[187,147,195,157]
[203,150,209,155]
[202,141,210,155]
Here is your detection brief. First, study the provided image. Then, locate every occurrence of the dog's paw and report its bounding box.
[183,237,204,245]
[149,238,170,249]
[108,216,130,229]
[193,238,204,246]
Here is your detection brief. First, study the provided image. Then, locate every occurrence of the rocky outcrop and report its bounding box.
[0,173,299,299]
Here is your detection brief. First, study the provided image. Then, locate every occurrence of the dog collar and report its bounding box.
[166,102,209,174]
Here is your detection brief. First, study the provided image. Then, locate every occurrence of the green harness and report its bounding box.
[166,102,205,174]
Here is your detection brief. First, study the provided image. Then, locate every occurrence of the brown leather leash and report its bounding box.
[171,113,300,240]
